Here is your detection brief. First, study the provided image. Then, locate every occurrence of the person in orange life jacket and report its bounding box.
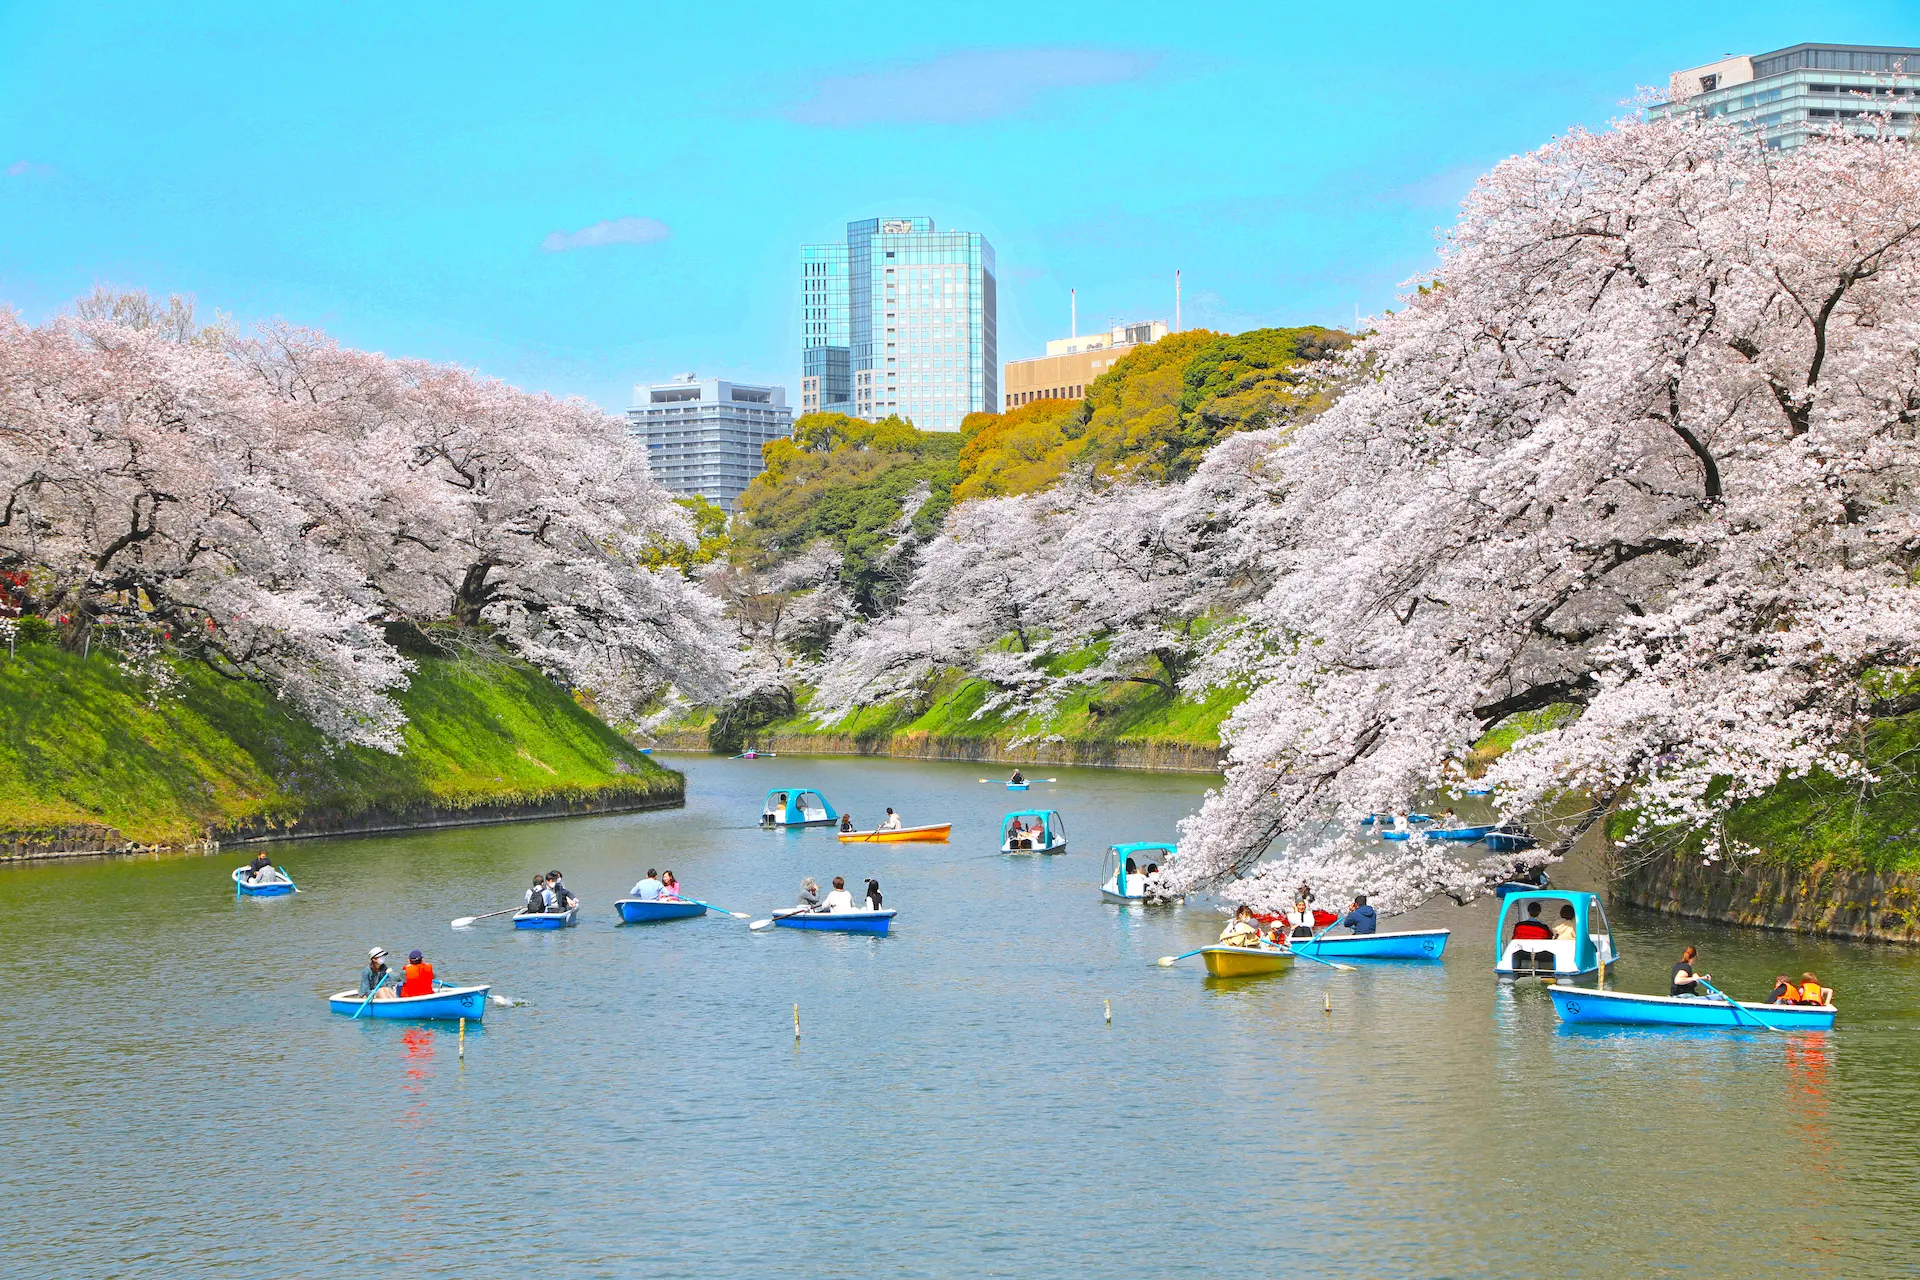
[1512,901,1553,940]
[1797,972,1833,1006]
[1769,975,1796,1003]
[399,949,435,997]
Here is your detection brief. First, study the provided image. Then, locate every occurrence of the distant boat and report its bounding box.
[761,787,838,827]
[1434,825,1496,841]
[732,749,776,759]
[1006,782,1029,790]
[233,867,296,897]
[838,823,952,843]
[773,909,896,935]
[613,899,706,923]
[1291,928,1450,961]
[1199,946,1295,978]
[512,906,579,930]
[328,984,490,1021]
[1002,809,1067,854]
[1484,827,1538,854]
[1549,986,1835,1030]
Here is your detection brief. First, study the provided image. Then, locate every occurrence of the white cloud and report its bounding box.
[784,46,1161,128]
[541,216,672,253]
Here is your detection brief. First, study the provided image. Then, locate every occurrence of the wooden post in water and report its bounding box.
[458,1017,466,1059]
[794,1002,800,1042]
[1104,999,1111,1026]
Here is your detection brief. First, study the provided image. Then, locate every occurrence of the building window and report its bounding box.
[1699,73,1719,93]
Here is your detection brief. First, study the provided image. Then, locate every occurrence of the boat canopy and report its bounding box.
[1104,841,1175,898]
[762,787,837,825]
[1493,889,1614,976]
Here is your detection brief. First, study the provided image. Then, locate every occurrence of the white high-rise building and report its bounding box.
[1650,43,1920,150]
[626,374,792,510]
[801,216,997,431]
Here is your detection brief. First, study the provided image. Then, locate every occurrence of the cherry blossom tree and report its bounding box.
[1162,115,1920,909]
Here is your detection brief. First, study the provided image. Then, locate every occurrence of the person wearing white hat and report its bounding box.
[358,948,392,999]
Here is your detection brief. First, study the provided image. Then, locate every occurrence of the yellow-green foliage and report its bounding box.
[954,325,1351,498]
[0,641,679,844]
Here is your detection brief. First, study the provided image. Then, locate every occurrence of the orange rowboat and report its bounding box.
[837,823,952,843]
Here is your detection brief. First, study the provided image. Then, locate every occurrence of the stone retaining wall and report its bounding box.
[651,729,1223,773]
[0,784,684,863]
[1614,848,1920,945]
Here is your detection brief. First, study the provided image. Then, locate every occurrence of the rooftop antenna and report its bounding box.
[1071,288,1077,339]
[1175,270,1181,333]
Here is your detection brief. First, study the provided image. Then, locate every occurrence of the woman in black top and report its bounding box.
[1670,945,1708,997]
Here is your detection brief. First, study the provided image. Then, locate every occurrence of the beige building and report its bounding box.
[1003,320,1168,410]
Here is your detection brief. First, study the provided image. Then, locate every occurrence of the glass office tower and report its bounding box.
[1650,42,1920,149]
[800,217,996,430]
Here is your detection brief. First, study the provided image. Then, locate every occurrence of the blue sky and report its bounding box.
[2,1,1916,412]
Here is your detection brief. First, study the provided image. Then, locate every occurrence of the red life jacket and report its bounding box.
[1513,920,1553,940]
[399,961,435,998]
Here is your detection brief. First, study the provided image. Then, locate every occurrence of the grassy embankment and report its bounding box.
[676,665,1239,770]
[0,640,680,849]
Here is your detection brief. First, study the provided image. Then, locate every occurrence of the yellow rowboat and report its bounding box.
[837,823,953,843]
[1200,945,1296,978]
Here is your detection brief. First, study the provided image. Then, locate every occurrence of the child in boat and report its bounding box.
[1797,972,1833,1006]
[1768,975,1796,1004]
[839,813,855,833]
[399,949,435,997]
[1219,906,1263,947]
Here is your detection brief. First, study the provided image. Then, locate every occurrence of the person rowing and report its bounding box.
[880,808,903,831]
[244,851,276,883]
[1009,769,1026,785]
[546,870,578,913]
[1341,894,1377,935]
[1670,945,1708,998]
[359,947,393,999]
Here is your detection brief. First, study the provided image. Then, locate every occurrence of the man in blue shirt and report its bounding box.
[1341,894,1377,935]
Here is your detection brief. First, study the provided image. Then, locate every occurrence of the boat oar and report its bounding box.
[451,907,520,930]
[686,898,751,920]
[1156,948,1208,967]
[350,972,389,1019]
[749,908,810,931]
[1285,948,1358,973]
[1698,978,1784,1034]
[278,866,301,892]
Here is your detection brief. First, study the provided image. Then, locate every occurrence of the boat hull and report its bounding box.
[613,899,706,923]
[232,868,295,896]
[328,984,491,1021]
[772,909,895,935]
[1435,825,1495,841]
[512,906,579,929]
[1292,928,1449,960]
[1200,946,1295,978]
[1006,783,1029,790]
[1002,839,1067,855]
[1549,987,1835,1030]
[837,824,951,843]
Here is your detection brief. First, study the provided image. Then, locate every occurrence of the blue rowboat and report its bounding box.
[1006,782,1029,790]
[1379,829,1419,842]
[1435,825,1495,841]
[772,909,895,935]
[1291,928,1450,960]
[232,867,295,897]
[328,984,490,1022]
[1485,829,1538,853]
[1549,986,1835,1030]
[512,906,578,930]
[1494,879,1550,897]
[1359,813,1434,826]
[614,898,706,924]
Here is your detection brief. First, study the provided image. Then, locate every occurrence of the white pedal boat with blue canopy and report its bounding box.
[1549,986,1836,1030]
[761,787,837,827]
[328,984,490,1021]
[1100,842,1178,903]
[1494,890,1618,979]
[1003,809,1067,854]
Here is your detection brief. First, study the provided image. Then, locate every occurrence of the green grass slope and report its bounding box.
[0,641,680,846]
